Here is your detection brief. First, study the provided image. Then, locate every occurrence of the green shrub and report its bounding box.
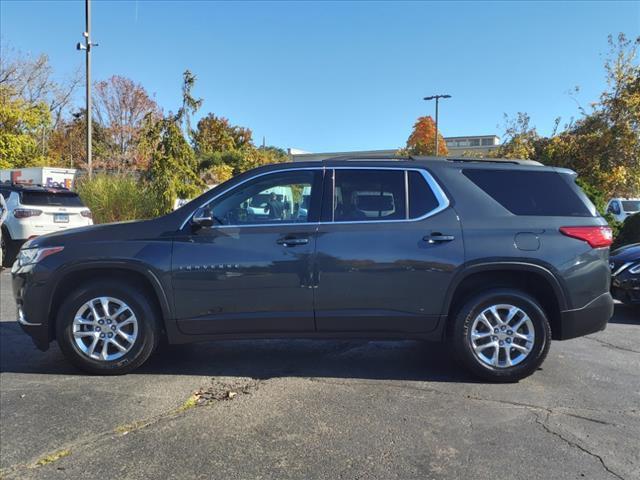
[612,213,640,249]
[576,178,622,238]
[76,173,158,224]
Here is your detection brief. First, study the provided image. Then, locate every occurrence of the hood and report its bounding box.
[610,243,640,263]
[25,216,176,249]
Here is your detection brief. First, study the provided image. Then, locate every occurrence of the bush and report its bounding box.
[76,173,158,224]
[612,213,640,250]
[576,178,622,238]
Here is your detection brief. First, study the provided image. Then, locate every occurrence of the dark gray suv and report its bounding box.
[12,157,614,382]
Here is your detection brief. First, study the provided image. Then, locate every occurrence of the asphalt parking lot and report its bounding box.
[1,270,639,480]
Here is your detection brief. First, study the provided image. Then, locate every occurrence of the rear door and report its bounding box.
[314,167,464,333]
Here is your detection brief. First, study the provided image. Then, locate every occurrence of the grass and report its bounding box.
[114,392,201,435]
[34,449,71,467]
[173,393,200,414]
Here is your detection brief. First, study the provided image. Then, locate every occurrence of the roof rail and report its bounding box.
[318,154,543,166]
[321,153,412,162]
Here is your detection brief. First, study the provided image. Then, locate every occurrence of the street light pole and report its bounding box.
[76,0,97,178]
[423,94,451,156]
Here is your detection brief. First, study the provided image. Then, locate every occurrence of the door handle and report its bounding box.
[277,237,309,247]
[424,233,455,244]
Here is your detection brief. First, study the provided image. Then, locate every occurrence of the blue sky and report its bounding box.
[1,1,638,152]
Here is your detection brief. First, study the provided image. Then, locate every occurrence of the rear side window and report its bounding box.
[20,191,85,207]
[463,169,593,217]
[333,170,406,221]
[408,171,439,218]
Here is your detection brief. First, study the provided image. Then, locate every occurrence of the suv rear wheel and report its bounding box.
[56,281,160,375]
[451,288,551,382]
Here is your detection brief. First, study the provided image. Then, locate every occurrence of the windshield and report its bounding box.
[622,200,640,212]
[20,191,85,207]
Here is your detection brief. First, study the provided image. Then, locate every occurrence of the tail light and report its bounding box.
[14,208,43,219]
[80,210,93,219]
[559,226,613,248]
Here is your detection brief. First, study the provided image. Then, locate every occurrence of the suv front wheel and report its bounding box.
[56,281,160,375]
[451,288,551,382]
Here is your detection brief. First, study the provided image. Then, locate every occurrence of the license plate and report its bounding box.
[54,213,69,223]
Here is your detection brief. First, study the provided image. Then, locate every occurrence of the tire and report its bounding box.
[1,228,19,268]
[450,288,551,383]
[56,280,160,375]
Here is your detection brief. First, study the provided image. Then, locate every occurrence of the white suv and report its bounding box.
[0,184,93,266]
[606,197,640,223]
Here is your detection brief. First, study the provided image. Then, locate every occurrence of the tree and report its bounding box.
[178,69,202,140]
[405,116,448,156]
[194,113,253,155]
[493,112,541,160]
[0,85,51,169]
[495,34,639,198]
[94,75,160,171]
[144,117,204,215]
[0,46,81,129]
[47,109,110,169]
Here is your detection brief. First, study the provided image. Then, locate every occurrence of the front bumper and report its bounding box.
[12,264,53,351]
[611,272,640,305]
[556,292,614,340]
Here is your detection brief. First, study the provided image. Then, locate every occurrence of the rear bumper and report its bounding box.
[557,292,614,340]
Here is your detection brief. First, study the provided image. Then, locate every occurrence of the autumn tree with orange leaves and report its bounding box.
[405,116,448,156]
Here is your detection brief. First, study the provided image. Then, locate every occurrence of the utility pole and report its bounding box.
[77,0,97,177]
[423,94,451,156]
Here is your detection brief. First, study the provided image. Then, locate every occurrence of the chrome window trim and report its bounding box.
[327,166,450,224]
[180,165,450,230]
[179,167,324,230]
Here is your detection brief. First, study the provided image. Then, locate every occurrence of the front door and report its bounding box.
[314,167,464,333]
[173,168,324,335]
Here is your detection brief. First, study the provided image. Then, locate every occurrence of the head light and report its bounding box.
[16,247,64,267]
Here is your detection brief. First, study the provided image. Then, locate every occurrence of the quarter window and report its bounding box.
[463,169,593,217]
[206,170,318,226]
[408,171,440,218]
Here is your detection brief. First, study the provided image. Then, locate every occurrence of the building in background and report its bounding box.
[445,135,500,155]
[289,135,500,161]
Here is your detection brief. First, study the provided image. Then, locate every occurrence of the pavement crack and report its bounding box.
[0,377,262,479]
[308,378,622,426]
[533,411,626,480]
[584,336,640,354]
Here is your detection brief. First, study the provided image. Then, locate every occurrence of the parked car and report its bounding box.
[12,157,614,381]
[606,197,640,223]
[610,243,640,306]
[0,183,93,267]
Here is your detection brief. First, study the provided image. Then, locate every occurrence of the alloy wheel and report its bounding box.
[469,304,535,368]
[72,297,139,361]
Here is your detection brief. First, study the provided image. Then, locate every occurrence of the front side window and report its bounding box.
[333,169,406,222]
[609,201,621,214]
[206,170,318,226]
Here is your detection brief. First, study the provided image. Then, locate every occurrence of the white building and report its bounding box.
[289,135,500,161]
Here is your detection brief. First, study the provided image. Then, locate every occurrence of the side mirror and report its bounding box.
[192,207,215,228]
